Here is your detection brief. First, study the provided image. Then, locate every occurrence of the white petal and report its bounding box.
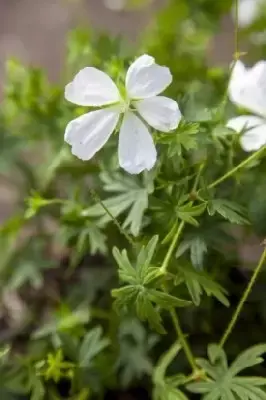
[65,107,120,160]
[135,96,181,132]
[229,60,246,84]
[226,115,266,151]
[65,67,121,106]
[118,112,156,174]
[237,0,260,27]
[229,60,266,117]
[125,54,172,99]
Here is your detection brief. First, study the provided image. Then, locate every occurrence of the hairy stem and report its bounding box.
[220,246,266,347]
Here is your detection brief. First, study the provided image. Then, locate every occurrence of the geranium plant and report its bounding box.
[1,0,266,399]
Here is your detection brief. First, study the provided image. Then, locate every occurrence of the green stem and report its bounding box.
[234,0,239,60]
[160,222,195,371]
[160,221,185,274]
[207,146,265,190]
[220,246,266,347]
[159,166,206,373]
[170,309,197,372]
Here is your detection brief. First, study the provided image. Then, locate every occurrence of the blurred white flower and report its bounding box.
[233,0,262,27]
[103,0,126,11]
[227,60,266,151]
[239,0,260,27]
[64,55,181,174]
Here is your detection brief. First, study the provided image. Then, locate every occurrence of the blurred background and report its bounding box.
[0,0,235,91]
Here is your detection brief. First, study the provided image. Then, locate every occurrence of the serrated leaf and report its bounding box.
[79,326,110,367]
[112,247,137,284]
[176,264,229,307]
[136,235,159,281]
[177,236,207,269]
[187,343,266,400]
[83,172,153,236]
[136,292,166,334]
[147,289,191,309]
[177,203,206,226]
[229,344,266,377]
[207,199,249,225]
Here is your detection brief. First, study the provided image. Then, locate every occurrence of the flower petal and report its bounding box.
[65,67,121,106]
[237,0,260,27]
[226,115,266,151]
[126,54,172,99]
[229,60,266,118]
[65,107,120,160]
[118,112,156,174]
[135,96,181,132]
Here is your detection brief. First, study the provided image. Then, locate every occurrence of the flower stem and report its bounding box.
[207,146,265,190]
[159,166,206,373]
[170,308,198,372]
[160,220,185,274]
[234,0,239,60]
[220,246,266,347]
[160,222,196,371]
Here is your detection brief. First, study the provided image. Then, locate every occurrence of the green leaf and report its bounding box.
[32,308,90,339]
[207,199,250,225]
[158,121,199,157]
[176,236,207,269]
[175,263,229,306]
[228,344,266,377]
[113,247,137,284]
[30,376,45,400]
[70,223,107,269]
[136,291,166,334]
[154,341,182,383]
[187,343,266,400]
[112,240,189,334]
[147,289,191,309]
[112,286,139,312]
[136,235,159,281]
[177,202,206,227]
[83,172,153,236]
[79,326,110,367]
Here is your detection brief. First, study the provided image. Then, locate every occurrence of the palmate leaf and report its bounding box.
[79,326,110,368]
[117,318,158,387]
[177,202,206,227]
[176,236,208,269]
[157,121,199,157]
[175,263,229,307]
[112,237,191,333]
[187,344,266,400]
[207,199,250,225]
[83,171,154,236]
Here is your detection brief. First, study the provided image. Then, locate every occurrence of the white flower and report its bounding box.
[64,54,181,174]
[233,0,262,27]
[226,60,266,151]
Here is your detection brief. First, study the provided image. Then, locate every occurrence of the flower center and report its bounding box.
[120,99,130,113]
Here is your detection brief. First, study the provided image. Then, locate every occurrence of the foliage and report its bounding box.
[1,0,266,399]
[187,344,266,399]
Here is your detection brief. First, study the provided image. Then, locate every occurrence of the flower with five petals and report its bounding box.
[64,55,181,174]
[227,60,266,151]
